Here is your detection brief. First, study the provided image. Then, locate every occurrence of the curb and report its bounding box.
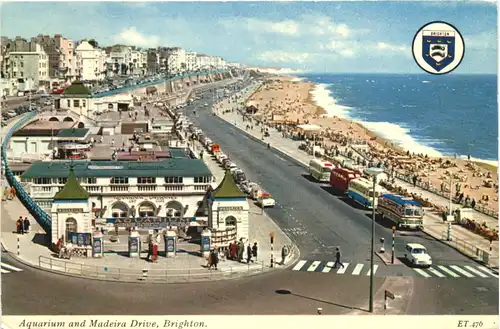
[374,251,400,266]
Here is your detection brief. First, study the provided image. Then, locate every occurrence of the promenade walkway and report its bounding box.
[214,93,499,269]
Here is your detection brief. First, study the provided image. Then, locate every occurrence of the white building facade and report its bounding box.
[167,47,186,74]
[75,41,107,82]
[185,51,197,72]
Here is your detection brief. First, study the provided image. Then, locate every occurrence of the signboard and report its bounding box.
[218,206,244,212]
[385,290,395,300]
[129,237,138,253]
[58,208,84,214]
[93,239,102,255]
[68,232,91,246]
[201,235,210,252]
[167,239,174,252]
[107,217,197,229]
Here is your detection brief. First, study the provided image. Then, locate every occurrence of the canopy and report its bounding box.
[297,124,322,131]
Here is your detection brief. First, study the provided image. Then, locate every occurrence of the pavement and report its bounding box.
[0,76,299,284]
[212,91,499,270]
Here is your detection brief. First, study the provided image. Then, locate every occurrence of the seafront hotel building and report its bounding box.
[20,158,214,220]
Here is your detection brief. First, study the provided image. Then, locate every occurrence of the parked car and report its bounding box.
[404,243,432,267]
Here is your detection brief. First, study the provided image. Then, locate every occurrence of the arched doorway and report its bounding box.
[65,217,77,241]
[49,117,59,122]
[138,201,156,217]
[111,201,129,218]
[77,122,85,128]
[225,216,237,228]
[63,117,74,122]
[165,200,183,217]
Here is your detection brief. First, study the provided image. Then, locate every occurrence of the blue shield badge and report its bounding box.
[422,30,455,72]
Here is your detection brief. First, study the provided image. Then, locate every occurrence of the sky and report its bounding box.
[1,1,497,74]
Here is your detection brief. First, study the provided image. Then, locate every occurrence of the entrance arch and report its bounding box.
[63,117,74,122]
[165,200,183,217]
[49,117,59,122]
[225,216,237,228]
[138,201,156,217]
[111,201,129,218]
[65,217,77,241]
[77,122,85,128]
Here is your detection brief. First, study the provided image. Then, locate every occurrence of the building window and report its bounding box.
[108,103,113,109]
[20,62,23,68]
[194,176,211,184]
[165,177,183,184]
[82,100,86,107]
[12,72,16,78]
[73,100,80,107]
[58,178,67,185]
[67,100,70,107]
[111,177,129,184]
[65,218,77,242]
[33,177,51,184]
[137,177,156,184]
[20,72,23,77]
[86,177,97,184]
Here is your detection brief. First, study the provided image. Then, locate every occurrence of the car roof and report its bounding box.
[406,243,426,249]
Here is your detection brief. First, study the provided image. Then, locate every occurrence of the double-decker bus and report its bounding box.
[329,168,361,193]
[308,159,333,182]
[347,178,385,209]
[377,194,424,229]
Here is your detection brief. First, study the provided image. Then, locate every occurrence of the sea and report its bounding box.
[296,74,498,165]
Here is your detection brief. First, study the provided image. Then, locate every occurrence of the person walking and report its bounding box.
[246,244,252,264]
[231,241,237,260]
[252,242,258,261]
[16,218,22,234]
[333,247,344,269]
[145,233,153,262]
[237,241,244,262]
[212,249,219,270]
[23,217,30,234]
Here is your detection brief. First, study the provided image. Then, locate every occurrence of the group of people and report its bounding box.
[227,241,258,264]
[3,186,16,201]
[16,216,30,234]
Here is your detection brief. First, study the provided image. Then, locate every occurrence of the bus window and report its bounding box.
[404,208,413,216]
[414,208,423,216]
[322,167,332,173]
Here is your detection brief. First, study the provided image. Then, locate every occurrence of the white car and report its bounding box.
[404,243,432,267]
[257,193,276,208]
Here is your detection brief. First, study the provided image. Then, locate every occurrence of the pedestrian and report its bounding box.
[237,241,244,262]
[333,247,344,269]
[146,233,153,262]
[23,217,30,234]
[246,244,252,264]
[281,245,288,265]
[10,186,15,200]
[3,187,9,201]
[231,241,237,260]
[212,249,219,270]
[15,218,21,234]
[251,242,259,260]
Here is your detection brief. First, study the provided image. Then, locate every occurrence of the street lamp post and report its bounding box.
[365,167,384,313]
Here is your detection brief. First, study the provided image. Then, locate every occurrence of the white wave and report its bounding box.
[457,155,498,168]
[310,83,351,118]
[356,121,444,157]
[290,77,305,82]
[422,80,431,83]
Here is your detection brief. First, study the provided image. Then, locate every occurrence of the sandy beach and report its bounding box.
[245,75,499,214]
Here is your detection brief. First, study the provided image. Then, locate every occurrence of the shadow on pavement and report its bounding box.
[274,289,368,313]
[320,185,346,197]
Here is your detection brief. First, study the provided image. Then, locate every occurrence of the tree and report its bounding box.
[88,39,98,48]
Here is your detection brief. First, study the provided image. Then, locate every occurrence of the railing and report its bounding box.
[38,255,266,283]
[441,231,492,265]
[93,69,232,98]
[1,112,52,235]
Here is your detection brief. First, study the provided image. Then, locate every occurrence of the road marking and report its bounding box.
[464,266,489,278]
[437,265,460,278]
[476,266,499,278]
[242,135,249,140]
[1,269,9,274]
[413,268,431,277]
[351,264,363,275]
[322,262,334,273]
[1,262,22,272]
[336,263,350,274]
[292,260,307,271]
[366,265,379,276]
[428,267,446,278]
[449,265,475,278]
[307,261,321,272]
[274,154,286,162]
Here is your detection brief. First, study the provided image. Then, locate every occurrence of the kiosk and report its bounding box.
[201,229,212,258]
[128,230,141,258]
[165,231,177,258]
[92,231,104,258]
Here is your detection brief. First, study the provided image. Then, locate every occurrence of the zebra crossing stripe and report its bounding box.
[476,266,499,278]
[1,269,9,274]
[414,268,431,277]
[450,265,474,278]
[1,262,22,272]
[437,265,460,278]
[307,261,321,272]
[336,263,350,274]
[322,262,334,273]
[366,265,379,276]
[427,267,446,278]
[464,266,489,278]
[292,260,307,271]
[351,264,364,275]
